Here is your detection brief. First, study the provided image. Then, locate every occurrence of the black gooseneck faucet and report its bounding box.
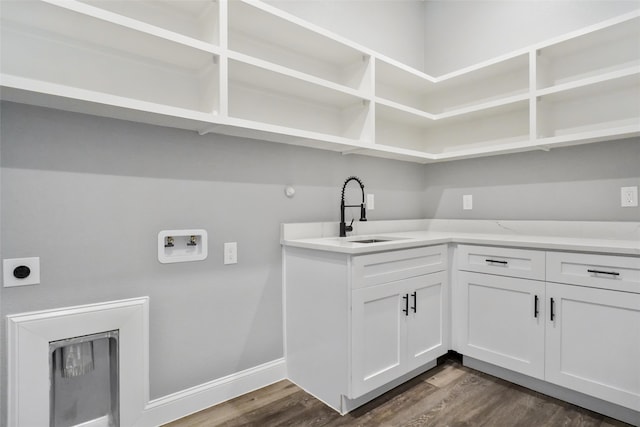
[340,176,367,237]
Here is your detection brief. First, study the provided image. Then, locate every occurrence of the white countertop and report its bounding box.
[281,220,640,256]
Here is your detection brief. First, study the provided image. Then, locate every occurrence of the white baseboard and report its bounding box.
[137,358,286,427]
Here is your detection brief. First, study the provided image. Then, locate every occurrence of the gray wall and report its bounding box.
[423,0,640,75]
[423,139,640,220]
[0,102,426,409]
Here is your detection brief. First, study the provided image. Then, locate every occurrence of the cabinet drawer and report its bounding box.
[351,245,447,289]
[547,251,640,294]
[457,245,545,280]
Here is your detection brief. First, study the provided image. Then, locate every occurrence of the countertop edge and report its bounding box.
[281,234,640,256]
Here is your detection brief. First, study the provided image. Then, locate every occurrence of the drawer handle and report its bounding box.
[534,295,539,318]
[402,294,409,316]
[587,269,620,277]
[485,259,508,265]
[550,298,555,321]
[411,291,417,313]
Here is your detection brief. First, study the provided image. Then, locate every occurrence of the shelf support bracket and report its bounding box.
[197,125,223,136]
[341,148,363,156]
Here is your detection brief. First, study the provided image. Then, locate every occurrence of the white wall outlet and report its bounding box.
[463,194,473,210]
[224,242,238,265]
[158,229,208,264]
[621,186,638,207]
[366,193,375,210]
[3,257,40,287]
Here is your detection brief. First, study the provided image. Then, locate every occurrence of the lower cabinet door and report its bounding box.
[458,271,545,379]
[545,282,640,411]
[351,281,407,398]
[406,271,449,372]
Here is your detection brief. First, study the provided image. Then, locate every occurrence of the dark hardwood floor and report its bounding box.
[165,358,634,427]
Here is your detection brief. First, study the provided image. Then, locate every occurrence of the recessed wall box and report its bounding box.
[158,229,208,264]
[3,257,40,287]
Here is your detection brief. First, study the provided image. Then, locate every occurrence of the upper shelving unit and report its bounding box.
[1,0,638,163]
[227,0,371,94]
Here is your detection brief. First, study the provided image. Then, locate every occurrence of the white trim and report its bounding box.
[138,358,286,427]
[7,297,149,427]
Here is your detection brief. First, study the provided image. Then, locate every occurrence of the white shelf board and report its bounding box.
[437,94,530,120]
[536,124,640,150]
[228,0,367,68]
[375,58,437,93]
[538,72,639,104]
[432,138,540,161]
[375,99,435,124]
[76,0,219,44]
[376,53,529,115]
[0,74,221,132]
[376,96,530,127]
[2,0,219,69]
[434,52,530,84]
[228,59,366,109]
[535,12,640,58]
[210,116,372,152]
[349,144,434,163]
[227,51,368,100]
[537,64,640,97]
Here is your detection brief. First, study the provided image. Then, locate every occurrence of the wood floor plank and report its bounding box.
[165,359,634,427]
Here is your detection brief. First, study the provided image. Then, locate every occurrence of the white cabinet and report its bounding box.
[284,244,448,413]
[351,271,448,397]
[457,271,545,379]
[351,280,406,396]
[456,245,640,413]
[546,250,640,293]
[545,251,640,411]
[545,282,640,411]
[349,246,449,398]
[456,245,546,379]
[1,1,638,163]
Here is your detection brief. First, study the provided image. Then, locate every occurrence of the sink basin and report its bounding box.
[349,238,394,244]
[346,236,406,244]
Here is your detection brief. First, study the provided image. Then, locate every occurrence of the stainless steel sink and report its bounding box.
[347,236,406,244]
[349,238,394,244]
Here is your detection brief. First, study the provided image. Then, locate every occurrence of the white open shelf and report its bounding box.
[0,1,638,163]
[537,73,640,141]
[376,53,529,116]
[228,59,371,141]
[376,99,530,155]
[0,0,220,114]
[227,0,371,93]
[536,15,640,90]
[76,0,220,45]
